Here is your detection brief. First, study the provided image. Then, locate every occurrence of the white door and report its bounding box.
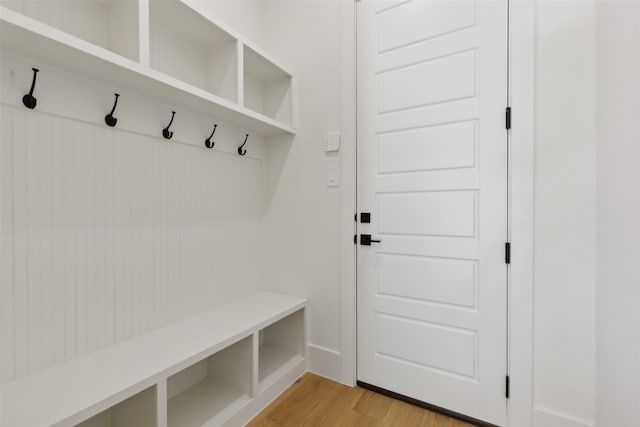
[356,1,508,425]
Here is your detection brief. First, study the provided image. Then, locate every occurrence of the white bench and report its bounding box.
[1,292,307,427]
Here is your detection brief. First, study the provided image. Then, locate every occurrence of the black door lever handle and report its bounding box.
[360,234,382,246]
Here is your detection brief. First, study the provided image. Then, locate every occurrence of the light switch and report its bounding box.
[324,132,340,152]
[326,158,340,187]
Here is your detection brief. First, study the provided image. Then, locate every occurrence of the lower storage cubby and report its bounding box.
[167,336,253,427]
[75,386,156,427]
[258,309,305,391]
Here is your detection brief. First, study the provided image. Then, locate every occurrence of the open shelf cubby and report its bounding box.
[167,336,253,427]
[243,44,293,126]
[1,0,140,61]
[258,309,305,391]
[75,385,157,427]
[149,0,238,103]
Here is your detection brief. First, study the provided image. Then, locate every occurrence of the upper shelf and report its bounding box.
[0,2,296,136]
[149,0,239,103]
[244,44,294,126]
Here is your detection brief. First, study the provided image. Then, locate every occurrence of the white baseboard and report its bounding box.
[533,406,594,427]
[307,343,342,382]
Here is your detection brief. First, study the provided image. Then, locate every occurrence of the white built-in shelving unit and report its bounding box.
[0,0,296,135]
[0,3,304,426]
[0,293,307,427]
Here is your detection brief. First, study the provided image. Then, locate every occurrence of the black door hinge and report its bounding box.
[505,375,510,398]
[354,234,357,244]
[506,107,511,130]
[505,242,511,264]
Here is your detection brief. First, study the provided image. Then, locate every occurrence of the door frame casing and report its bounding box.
[341,1,535,426]
[506,1,535,426]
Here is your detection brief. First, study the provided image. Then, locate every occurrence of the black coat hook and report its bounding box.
[22,67,39,110]
[238,134,249,156]
[163,111,176,140]
[205,124,217,149]
[104,93,120,127]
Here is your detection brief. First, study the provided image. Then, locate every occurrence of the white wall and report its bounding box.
[191,0,356,384]
[532,2,597,426]
[260,1,349,380]
[191,1,266,45]
[596,3,640,427]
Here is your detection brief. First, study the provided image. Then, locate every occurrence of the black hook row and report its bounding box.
[238,134,249,156]
[163,111,176,140]
[105,93,120,127]
[205,124,217,149]
[22,68,39,109]
[22,68,251,156]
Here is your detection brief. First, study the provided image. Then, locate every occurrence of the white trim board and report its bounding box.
[508,1,535,426]
[340,0,357,387]
[307,344,342,382]
[533,407,595,427]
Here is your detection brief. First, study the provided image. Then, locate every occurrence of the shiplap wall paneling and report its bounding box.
[220,154,264,302]
[0,104,264,384]
[0,102,16,383]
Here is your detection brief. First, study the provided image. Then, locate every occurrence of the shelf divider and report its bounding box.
[138,0,150,67]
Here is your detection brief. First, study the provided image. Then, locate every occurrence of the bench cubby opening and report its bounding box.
[75,385,156,427]
[167,335,253,427]
[258,309,305,391]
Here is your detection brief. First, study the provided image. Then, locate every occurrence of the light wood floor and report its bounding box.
[248,373,478,427]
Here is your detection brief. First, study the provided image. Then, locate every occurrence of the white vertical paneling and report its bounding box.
[75,120,88,357]
[92,123,106,353]
[0,106,15,382]
[104,125,115,348]
[50,112,65,368]
[84,123,97,355]
[26,110,43,374]
[152,139,164,328]
[222,155,263,301]
[13,106,28,379]
[113,129,124,344]
[61,119,76,361]
[129,132,142,337]
[0,104,265,383]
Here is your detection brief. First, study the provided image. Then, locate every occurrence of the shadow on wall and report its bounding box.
[263,134,295,213]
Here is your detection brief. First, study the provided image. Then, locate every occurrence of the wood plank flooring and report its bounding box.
[247,373,478,427]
